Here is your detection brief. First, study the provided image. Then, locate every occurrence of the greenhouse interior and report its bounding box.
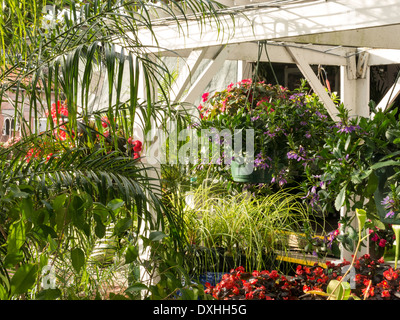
[2,0,400,302]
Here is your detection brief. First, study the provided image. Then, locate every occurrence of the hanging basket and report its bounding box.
[230,160,271,184]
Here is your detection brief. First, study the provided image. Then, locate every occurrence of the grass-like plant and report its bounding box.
[182,182,315,274]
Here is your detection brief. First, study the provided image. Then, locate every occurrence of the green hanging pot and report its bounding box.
[230,160,271,184]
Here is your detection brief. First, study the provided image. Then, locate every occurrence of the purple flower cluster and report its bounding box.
[254,152,271,170]
[381,195,397,219]
[289,93,305,107]
[335,122,361,134]
[271,169,287,187]
[287,146,307,163]
[302,185,320,208]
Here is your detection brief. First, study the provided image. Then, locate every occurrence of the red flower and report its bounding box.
[362,286,374,298]
[252,270,260,277]
[381,290,391,298]
[132,140,142,152]
[101,116,110,128]
[296,265,304,275]
[383,267,398,281]
[269,270,279,280]
[245,291,254,299]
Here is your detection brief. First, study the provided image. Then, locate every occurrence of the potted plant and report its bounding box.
[181,182,315,283]
[197,79,333,185]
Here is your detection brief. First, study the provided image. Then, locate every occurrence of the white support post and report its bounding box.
[340,54,370,118]
[285,47,339,121]
[170,49,207,104]
[339,54,371,262]
[182,45,232,104]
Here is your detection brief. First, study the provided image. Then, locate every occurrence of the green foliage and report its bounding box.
[178,182,316,273]
[0,0,234,300]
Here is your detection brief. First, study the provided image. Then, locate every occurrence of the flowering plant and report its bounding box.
[14,100,143,164]
[205,255,400,300]
[198,79,333,186]
[366,218,396,258]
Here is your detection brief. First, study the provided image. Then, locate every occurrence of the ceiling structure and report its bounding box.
[134,0,400,122]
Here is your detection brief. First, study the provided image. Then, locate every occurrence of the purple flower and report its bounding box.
[381,196,394,208]
[386,210,395,219]
[336,122,361,134]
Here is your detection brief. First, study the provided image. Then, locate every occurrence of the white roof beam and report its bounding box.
[376,76,400,112]
[368,49,400,65]
[160,42,352,66]
[137,1,400,52]
[285,46,339,121]
[181,45,233,104]
[170,48,207,103]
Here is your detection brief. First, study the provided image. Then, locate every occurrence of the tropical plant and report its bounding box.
[0,0,235,299]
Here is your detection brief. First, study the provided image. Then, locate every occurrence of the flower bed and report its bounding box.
[204,254,400,300]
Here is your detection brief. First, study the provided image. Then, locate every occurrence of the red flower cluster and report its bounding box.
[127,137,142,159]
[204,265,329,300]
[47,100,69,141]
[205,255,400,300]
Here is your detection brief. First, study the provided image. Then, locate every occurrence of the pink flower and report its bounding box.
[378,239,387,247]
[202,92,209,102]
[101,116,110,128]
[371,234,379,242]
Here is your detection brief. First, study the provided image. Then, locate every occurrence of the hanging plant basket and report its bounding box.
[230,160,272,184]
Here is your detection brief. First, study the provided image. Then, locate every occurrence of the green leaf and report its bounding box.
[371,160,400,170]
[4,252,24,268]
[114,218,132,236]
[71,248,85,273]
[10,263,38,296]
[356,208,367,230]
[36,288,62,300]
[347,226,357,240]
[95,221,106,238]
[0,285,8,300]
[366,171,378,196]
[327,280,351,300]
[335,185,347,211]
[7,220,26,254]
[20,197,34,222]
[149,231,168,242]
[125,283,149,293]
[107,199,125,213]
[125,246,139,264]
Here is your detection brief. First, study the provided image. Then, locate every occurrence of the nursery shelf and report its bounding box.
[275,250,339,269]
